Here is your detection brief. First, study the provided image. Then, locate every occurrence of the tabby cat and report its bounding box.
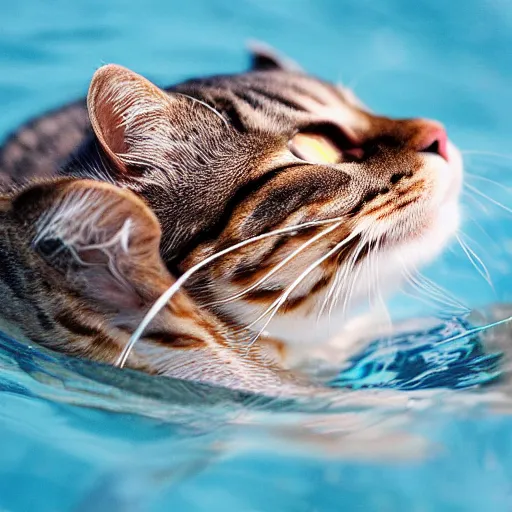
[0,44,463,389]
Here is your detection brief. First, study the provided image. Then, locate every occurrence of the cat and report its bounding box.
[0,177,294,392]
[0,44,463,386]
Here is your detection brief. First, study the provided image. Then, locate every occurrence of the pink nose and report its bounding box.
[415,121,449,162]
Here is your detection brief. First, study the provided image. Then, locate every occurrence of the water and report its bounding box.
[1,0,512,510]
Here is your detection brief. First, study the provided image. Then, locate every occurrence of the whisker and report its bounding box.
[412,273,469,313]
[316,234,356,322]
[368,228,379,310]
[319,229,366,322]
[400,266,459,317]
[462,189,490,215]
[464,182,512,216]
[115,215,352,368]
[175,92,230,129]
[244,227,365,350]
[338,232,369,323]
[361,228,375,321]
[316,265,340,322]
[456,233,494,290]
[459,205,502,252]
[400,287,454,317]
[401,261,469,314]
[465,172,512,193]
[209,221,343,307]
[423,314,512,353]
[402,257,467,310]
[459,230,494,261]
[461,150,512,161]
[328,263,351,321]
[374,234,394,343]
[320,234,364,322]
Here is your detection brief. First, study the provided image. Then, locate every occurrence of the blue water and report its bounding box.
[2,0,512,510]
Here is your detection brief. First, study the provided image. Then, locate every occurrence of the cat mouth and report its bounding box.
[354,140,463,247]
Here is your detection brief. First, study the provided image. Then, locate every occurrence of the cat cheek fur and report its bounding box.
[190,136,463,349]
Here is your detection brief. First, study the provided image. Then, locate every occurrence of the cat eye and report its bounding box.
[289,132,342,164]
[289,125,363,164]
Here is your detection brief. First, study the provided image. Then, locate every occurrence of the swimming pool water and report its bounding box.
[1,0,512,510]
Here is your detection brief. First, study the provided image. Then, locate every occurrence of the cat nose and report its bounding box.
[414,121,449,162]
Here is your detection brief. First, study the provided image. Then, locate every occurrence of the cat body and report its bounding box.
[0,45,463,388]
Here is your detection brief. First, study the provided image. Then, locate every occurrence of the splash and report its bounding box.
[331,316,503,390]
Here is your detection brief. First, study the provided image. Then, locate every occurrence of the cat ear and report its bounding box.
[10,179,285,389]
[13,179,172,314]
[87,64,173,174]
[247,41,302,72]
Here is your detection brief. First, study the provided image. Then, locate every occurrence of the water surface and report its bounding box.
[1,1,512,510]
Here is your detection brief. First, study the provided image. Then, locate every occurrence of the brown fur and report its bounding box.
[0,177,289,391]
[0,45,460,388]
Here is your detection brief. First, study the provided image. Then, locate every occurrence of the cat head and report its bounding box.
[84,45,463,343]
[0,178,279,388]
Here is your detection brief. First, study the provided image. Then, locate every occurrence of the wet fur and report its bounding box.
[0,178,293,392]
[0,45,463,387]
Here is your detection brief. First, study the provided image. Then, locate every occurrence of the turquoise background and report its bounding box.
[1,1,512,510]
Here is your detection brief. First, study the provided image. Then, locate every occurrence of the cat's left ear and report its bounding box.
[89,64,216,176]
[13,178,172,315]
[247,41,302,72]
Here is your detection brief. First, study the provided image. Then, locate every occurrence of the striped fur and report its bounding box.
[0,178,292,391]
[0,45,463,381]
